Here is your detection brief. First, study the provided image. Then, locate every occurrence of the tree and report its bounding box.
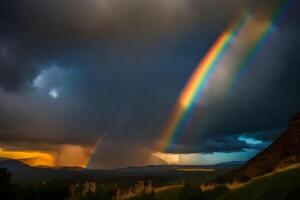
[0,168,18,199]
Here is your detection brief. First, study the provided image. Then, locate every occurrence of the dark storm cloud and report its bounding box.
[0,0,300,167]
[0,39,38,91]
[1,0,251,39]
[156,0,300,154]
[0,0,252,91]
[166,135,257,154]
[242,129,283,143]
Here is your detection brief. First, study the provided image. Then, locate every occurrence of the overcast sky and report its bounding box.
[0,0,299,168]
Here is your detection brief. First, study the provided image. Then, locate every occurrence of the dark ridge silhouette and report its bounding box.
[0,158,242,184]
[216,112,300,183]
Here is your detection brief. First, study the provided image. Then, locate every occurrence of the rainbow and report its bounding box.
[84,128,111,168]
[229,0,292,92]
[159,0,292,152]
[159,17,247,151]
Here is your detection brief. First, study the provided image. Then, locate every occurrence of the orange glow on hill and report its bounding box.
[0,144,94,168]
[0,148,54,166]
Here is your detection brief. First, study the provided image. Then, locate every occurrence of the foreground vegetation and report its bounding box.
[1,165,300,200]
[217,165,300,200]
[122,165,300,200]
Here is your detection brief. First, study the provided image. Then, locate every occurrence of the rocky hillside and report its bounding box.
[216,113,300,183]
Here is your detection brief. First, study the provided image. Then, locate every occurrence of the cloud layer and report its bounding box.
[0,0,300,168]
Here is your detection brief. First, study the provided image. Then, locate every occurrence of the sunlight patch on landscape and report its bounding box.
[200,163,300,193]
[256,163,300,180]
[176,168,215,172]
[226,164,300,191]
[154,184,184,193]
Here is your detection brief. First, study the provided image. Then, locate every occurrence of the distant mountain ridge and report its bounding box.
[0,158,243,183]
[216,112,300,183]
[0,159,31,172]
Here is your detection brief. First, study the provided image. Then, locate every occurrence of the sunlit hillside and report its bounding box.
[130,164,300,200]
[217,165,300,200]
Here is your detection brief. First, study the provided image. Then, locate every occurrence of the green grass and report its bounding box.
[218,166,300,200]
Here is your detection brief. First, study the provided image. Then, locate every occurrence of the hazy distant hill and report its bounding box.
[216,113,300,183]
[0,158,31,172]
[0,158,243,184]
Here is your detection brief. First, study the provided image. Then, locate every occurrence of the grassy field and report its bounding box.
[3,159,300,199]
[217,165,300,200]
[131,165,300,200]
